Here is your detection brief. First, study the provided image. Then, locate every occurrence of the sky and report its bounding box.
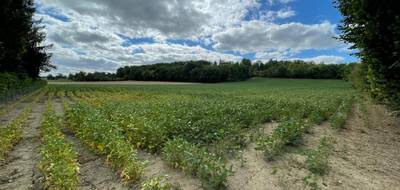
[34,0,358,74]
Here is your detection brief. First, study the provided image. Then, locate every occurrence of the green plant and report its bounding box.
[65,103,144,182]
[162,139,232,189]
[256,119,309,160]
[304,136,334,175]
[0,89,44,160]
[38,94,79,190]
[141,176,176,190]
[330,96,354,129]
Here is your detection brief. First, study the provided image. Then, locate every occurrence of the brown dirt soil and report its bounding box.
[323,103,400,190]
[138,151,203,190]
[0,98,45,190]
[49,81,199,85]
[53,97,132,190]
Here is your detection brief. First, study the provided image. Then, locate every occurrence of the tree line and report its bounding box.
[58,59,352,83]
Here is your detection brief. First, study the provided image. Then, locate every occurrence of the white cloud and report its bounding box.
[34,0,349,74]
[212,21,340,52]
[292,55,345,64]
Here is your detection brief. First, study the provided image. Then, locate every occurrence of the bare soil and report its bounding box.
[323,104,400,190]
[0,98,45,190]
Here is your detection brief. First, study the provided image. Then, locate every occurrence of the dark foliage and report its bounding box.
[0,0,53,78]
[0,73,46,102]
[68,72,119,81]
[251,60,347,79]
[70,59,350,83]
[335,0,400,109]
[116,60,250,83]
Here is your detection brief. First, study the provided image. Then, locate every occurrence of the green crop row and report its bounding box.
[256,119,310,160]
[304,136,334,175]
[162,138,232,189]
[0,89,44,161]
[38,97,79,190]
[65,102,144,182]
[330,96,354,128]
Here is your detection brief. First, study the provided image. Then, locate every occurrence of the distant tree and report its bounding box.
[335,0,400,109]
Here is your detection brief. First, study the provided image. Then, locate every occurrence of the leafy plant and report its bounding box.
[38,101,79,189]
[0,89,44,161]
[256,119,309,160]
[304,136,334,175]
[162,139,232,189]
[65,103,144,182]
[141,176,177,190]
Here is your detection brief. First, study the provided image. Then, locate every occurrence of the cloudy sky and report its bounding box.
[35,0,357,74]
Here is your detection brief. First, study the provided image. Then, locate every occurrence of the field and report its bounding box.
[1,78,399,190]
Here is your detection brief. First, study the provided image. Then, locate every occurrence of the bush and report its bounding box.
[0,72,46,102]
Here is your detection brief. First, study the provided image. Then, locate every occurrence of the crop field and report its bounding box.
[1,78,400,190]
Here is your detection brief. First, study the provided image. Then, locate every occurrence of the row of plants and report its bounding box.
[64,102,145,182]
[59,90,184,189]
[38,95,79,189]
[255,119,310,160]
[162,138,232,189]
[329,96,354,128]
[0,89,44,161]
[304,136,334,175]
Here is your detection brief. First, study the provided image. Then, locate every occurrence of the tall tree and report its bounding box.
[0,0,53,78]
[335,0,400,109]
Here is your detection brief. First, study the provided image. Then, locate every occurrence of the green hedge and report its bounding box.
[0,73,46,102]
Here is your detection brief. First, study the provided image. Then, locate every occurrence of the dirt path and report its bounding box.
[323,104,400,190]
[53,97,132,190]
[0,97,45,190]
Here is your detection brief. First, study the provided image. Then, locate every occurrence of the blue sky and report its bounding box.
[35,0,358,74]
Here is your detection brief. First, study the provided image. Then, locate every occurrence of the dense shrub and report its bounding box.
[336,0,400,110]
[0,73,46,102]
